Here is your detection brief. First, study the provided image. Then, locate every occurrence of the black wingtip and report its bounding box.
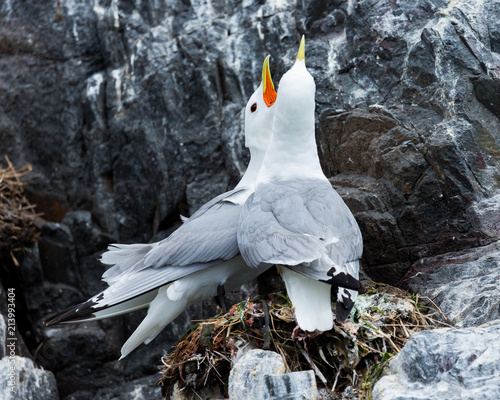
[323,270,365,292]
[335,293,355,323]
[335,303,351,323]
[44,299,99,326]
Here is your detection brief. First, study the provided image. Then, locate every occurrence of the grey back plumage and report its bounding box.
[238,179,362,287]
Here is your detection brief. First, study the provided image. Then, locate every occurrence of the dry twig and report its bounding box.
[159,282,444,399]
[0,155,40,265]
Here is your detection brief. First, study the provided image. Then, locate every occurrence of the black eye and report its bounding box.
[250,103,257,113]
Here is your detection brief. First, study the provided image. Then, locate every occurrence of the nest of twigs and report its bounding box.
[0,156,40,266]
[159,283,448,399]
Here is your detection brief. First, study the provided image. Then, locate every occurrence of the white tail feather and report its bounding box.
[279,266,333,332]
[120,285,187,358]
[119,258,271,358]
[101,243,155,283]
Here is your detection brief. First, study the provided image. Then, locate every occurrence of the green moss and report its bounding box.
[362,352,394,399]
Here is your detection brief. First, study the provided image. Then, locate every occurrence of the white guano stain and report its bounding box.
[111,0,120,28]
[111,68,124,113]
[86,72,104,101]
[327,31,347,76]
[93,0,106,18]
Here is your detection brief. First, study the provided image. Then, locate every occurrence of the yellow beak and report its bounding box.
[262,55,277,107]
[295,35,305,64]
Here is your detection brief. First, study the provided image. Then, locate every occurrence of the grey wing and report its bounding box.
[271,180,361,246]
[129,201,242,272]
[239,179,363,290]
[147,201,240,265]
[95,195,249,311]
[238,180,335,268]
[238,192,327,268]
[64,198,245,321]
[96,198,244,308]
[46,259,223,325]
[94,261,220,310]
[102,187,248,281]
[187,186,249,220]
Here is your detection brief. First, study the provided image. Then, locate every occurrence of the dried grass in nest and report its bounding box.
[0,155,40,266]
[159,283,448,399]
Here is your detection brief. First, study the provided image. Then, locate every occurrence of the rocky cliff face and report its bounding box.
[1,0,500,399]
[373,320,500,400]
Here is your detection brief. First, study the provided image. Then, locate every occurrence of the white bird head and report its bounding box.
[244,56,277,153]
[231,56,277,194]
[256,36,323,184]
[273,36,315,130]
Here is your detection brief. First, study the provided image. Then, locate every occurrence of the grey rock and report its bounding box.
[373,320,500,400]
[229,349,318,400]
[404,241,500,328]
[77,254,110,297]
[186,169,229,216]
[468,194,500,239]
[318,0,500,282]
[229,349,286,399]
[0,356,59,400]
[16,241,90,355]
[0,284,8,318]
[62,211,113,258]
[54,360,127,400]
[64,374,161,400]
[264,371,318,400]
[37,223,79,286]
[17,243,62,323]
[41,323,120,372]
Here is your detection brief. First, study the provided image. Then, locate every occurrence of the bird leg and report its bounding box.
[261,299,271,349]
[215,283,228,313]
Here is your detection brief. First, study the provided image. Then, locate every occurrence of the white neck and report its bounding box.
[235,147,266,190]
[223,147,266,205]
[257,108,326,184]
